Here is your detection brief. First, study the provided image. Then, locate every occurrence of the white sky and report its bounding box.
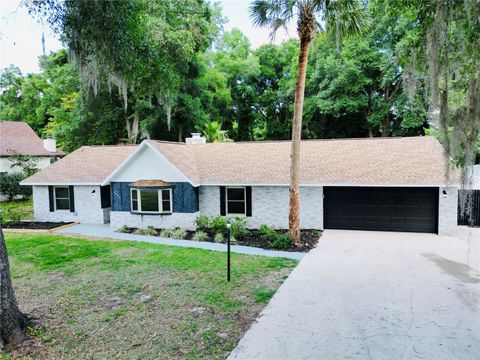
[0,0,296,74]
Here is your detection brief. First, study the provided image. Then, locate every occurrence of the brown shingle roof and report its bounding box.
[0,121,64,157]
[150,136,457,186]
[22,136,457,186]
[22,145,137,184]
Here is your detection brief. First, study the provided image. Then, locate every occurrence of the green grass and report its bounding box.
[5,233,297,359]
[0,198,33,221]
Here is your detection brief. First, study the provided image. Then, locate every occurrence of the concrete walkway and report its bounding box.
[228,228,480,360]
[55,223,304,261]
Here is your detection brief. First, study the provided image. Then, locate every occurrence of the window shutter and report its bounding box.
[48,186,54,212]
[69,185,75,212]
[220,186,226,216]
[246,186,252,217]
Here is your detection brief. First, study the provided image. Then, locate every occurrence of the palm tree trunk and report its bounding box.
[288,38,311,245]
[0,226,26,349]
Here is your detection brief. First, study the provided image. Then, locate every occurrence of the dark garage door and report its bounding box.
[324,187,438,233]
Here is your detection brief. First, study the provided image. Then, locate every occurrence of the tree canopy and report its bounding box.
[0,0,476,163]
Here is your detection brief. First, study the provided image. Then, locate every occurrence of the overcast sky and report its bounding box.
[0,0,296,74]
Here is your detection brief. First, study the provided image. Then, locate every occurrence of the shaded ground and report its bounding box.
[229,228,480,360]
[4,233,297,359]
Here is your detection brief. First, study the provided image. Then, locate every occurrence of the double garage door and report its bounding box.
[324,187,439,233]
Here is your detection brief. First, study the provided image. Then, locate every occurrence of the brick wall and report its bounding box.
[110,211,198,231]
[438,186,458,235]
[33,185,108,224]
[199,185,323,229]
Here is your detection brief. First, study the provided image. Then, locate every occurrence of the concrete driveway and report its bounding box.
[229,228,480,360]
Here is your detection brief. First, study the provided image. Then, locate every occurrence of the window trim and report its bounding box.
[225,186,246,216]
[53,186,70,211]
[130,188,173,214]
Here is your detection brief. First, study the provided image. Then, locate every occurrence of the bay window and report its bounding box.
[130,188,172,214]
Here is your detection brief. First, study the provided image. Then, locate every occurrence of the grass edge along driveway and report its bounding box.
[5,232,297,360]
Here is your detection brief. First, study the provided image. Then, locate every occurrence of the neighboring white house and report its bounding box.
[1,120,64,200]
[22,135,459,235]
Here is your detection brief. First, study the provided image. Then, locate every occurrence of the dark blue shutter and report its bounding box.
[220,186,226,216]
[246,186,252,217]
[48,186,54,212]
[69,186,75,212]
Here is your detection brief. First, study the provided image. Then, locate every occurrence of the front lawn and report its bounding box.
[4,233,297,359]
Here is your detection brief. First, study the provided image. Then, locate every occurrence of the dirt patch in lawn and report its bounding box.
[121,227,321,252]
[2,221,74,230]
[5,232,297,360]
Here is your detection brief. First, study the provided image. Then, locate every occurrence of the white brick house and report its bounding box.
[22,135,459,234]
[0,120,64,200]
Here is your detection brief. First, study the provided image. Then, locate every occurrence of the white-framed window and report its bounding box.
[54,186,70,211]
[130,188,172,214]
[226,187,246,215]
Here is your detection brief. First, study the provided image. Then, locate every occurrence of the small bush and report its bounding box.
[160,229,173,238]
[171,228,187,240]
[259,224,277,242]
[195,214,210,231]
[117,225,128,233]
[192,230,209,242]
[211,216,228,236]
[145,226,157,236]
[6,208,29,224]
[214,233,224,243]
[311,229,322,237]
[134,228,147,235]
[230,216,250,240]
[0,173,32,201]
[271,233,293,250]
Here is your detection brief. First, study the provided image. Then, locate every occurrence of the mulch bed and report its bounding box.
[121,227,320,252]
[2,221,74,230]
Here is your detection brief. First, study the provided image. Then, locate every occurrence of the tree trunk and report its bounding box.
[0,225,25,350]
[288,38,311,245]
[178,125,184,143]
[381,115,389,137]
[126,112,140,144]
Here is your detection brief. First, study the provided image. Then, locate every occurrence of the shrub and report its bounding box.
[133,228,147,235]
[0,173,32,201]
[145,226,157,236]
[214,233,224,243]
[6,208,29,224]
[259,224,277,242]
[171,228,187,239]
[230,216,250,240]
[192,230,209,242]
[311,229,322,237]
[271,233,293,250]
[195,214,210,231]
[211,216,228,236]
[117,225,128,233]
[160,229,173,238]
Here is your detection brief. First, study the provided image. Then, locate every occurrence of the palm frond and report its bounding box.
[250,0,296,39]
[324,0,369,42]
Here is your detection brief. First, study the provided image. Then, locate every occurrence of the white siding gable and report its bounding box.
[109,145,190,183]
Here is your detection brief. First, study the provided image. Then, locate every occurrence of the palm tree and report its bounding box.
[250,0,367,245]
[198,121,231,143]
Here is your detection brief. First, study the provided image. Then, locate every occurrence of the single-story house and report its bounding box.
[1,120,64,201]
[21,134,459,234]
[0,120,64,175]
